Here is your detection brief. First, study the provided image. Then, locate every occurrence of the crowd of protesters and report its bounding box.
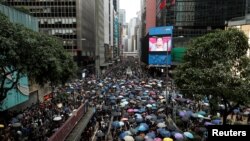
[1,58,250,141]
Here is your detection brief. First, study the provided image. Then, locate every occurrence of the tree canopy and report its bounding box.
[174,28,250,124]
[0,13,77,102]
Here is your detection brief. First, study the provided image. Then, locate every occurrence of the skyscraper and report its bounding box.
[3,0,96,66]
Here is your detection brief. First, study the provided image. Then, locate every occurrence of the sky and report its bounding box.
[120,0,141,23]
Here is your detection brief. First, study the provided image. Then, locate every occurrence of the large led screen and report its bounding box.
[148,54,171,65]
[149,36,172,52]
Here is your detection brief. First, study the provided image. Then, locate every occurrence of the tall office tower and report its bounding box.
[156,0,246,38]
[3,0,96,66]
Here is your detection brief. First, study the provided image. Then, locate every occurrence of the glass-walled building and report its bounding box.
[3,0,96,66]
[157,0,247,38]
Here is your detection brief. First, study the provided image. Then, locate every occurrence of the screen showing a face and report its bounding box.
[149,36,172,52]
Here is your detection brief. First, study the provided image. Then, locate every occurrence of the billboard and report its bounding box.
[148,26,173,66]
[149,54,171,65]
[149,36,172,52]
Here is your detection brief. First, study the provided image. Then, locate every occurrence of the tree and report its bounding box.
[174,28,250,125]
[0,13,77,102]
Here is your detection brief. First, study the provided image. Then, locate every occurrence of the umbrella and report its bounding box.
[212,119,221,125]
[159,96,164,99]
[137,123,149,131]
[17,114,23,119]
[96,130,105,137]
[157,108,165,112]
[112,121,120,128]
[124,135,135,141]
[137,126,148,131]
[120,103,127,107]
[146,132,156,139]
[128,109,134,113]
[174,133,183,140]
[158,114,166,119]
[135,136,144,141]
[197,114,204,119]
[179,111,186,117]
[12,122,22,127]
[136,118,144,123]
[120,132,129,139]
[204,121,214,126]
[184,132,194,139]
[129,118,136,123]
[133,109,139,112]
[154,138,162,141]
[130,128,138,135]
[122,118,129,121]
[197,111,206,116]
[119,121,125,126]
[157,122,167,128]
[112,112,120,117]
[53,116,62,121]
[146,104,152,108]
[159,130,171,137]
[145,138,154,141]
[163,138,173,141]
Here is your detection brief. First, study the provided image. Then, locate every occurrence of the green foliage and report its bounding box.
[174,28,250,124]
[0,13,77,102]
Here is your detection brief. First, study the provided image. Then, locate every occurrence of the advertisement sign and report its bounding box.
[149,36,172,52]
[148,54,171,65]
[148,26,173,66]
[149,26,173,35]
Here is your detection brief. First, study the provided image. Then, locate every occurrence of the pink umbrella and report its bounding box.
[149,100,156,104]
[154,138,162,141]
[121,118,128,121]
[150,91,156,95]
[127,109,134,113]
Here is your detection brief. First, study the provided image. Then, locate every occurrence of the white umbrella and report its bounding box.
[157,122,167,128]
[146,104,152,108]
[53,116,62,121]
[124,135,135,141]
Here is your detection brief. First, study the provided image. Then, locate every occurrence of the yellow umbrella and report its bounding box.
[163,138,173,141]
[0,124,4,128]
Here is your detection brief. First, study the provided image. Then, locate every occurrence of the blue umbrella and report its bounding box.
[109,96,116,100]
[112,121,120,128]
[212,119,221,125]
[197,111,206,116]
[139,108,146,113]
[137,123,149,131]
[119,132,129,139]
[186,111,193,117]
[184,132,194,139]
[146,132,156,139]
[159,130,171,137]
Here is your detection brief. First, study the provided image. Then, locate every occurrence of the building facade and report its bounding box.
[3,0,96,67]
[156,0,247,38]
[0,4,38,111]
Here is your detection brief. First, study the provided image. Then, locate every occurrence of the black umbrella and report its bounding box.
[112,112,121,117]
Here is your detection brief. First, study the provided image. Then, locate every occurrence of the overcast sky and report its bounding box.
[120,0,141,23]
